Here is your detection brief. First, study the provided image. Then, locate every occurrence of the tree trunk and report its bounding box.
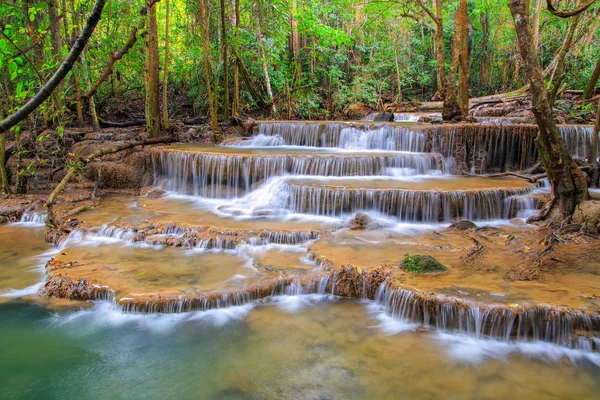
[232,0,240,115]
[199,0,222,141]
[509,0,589,221]
[0,0,108,134]
[590,98,600,162]
[289,0,301,82]
[479,12,490,88]
[457,3,471,116]
[84,23,143,99]
[145,0,161,138]
[0,132,11,194]
[584,56,600,100]
[163,0,171,129]
[66,0,85,127]
[532,0,543,50]
[82,51,100,131]
[393,42,403,104]
[220,0,230,119]
[255,1,276,115]
[48,0,66,120]
[548,13,581,106]
[434,0,446,96]
[442,0,468,121]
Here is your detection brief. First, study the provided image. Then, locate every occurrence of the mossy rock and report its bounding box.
[401,255,448,274]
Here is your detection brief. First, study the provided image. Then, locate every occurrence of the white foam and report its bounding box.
[52,300,256,332]
[269,293,338,313]
[364,301,420,335]
[10,212,47,227]
[0,282,44,298]
[434,332,600,366]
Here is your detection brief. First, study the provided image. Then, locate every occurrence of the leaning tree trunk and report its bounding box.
[145,0,161,138]
[0,0,107,134]
[509,0,589,220]
[584,56,600,101]
[548,13,581,107]
[442,0,468,121]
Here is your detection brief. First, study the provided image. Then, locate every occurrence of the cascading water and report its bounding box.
[372,281,600,350]
[284,180,534,221]
[256,122,428,151]
[153,148,444,198]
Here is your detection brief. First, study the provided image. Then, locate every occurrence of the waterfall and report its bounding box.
[559,125,597,160]
[256,122,428,150]
[285,181,534,221]
[363,113,425,122]
[153,149,444,197]
[373,282,600,350]
[17,212,47,226]
[337,126,427,151]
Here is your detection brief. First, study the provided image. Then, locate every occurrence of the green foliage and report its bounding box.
[0,0,598,124]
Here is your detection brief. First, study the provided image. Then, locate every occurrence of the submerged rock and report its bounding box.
[401,254,448,274]
[448,220,478,230]
[349,212,380,230]
[146,189,166,199]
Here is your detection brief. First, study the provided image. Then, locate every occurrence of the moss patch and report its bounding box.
[401,254,448,274]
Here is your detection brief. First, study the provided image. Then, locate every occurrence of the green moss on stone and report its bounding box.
[401,254,447,274]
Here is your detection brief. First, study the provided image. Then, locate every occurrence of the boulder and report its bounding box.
[86,162,143,189]
[345,103,372,120]
[349,212,380,230]
[373,112,395,122]
[146,189,166,199]
[572,201,600,234]
[401,254,448,274]
[448,220,478,230]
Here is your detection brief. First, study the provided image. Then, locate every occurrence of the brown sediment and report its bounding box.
[38,236,600,349]
[308,227,600,311]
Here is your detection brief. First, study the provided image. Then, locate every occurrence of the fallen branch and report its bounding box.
[45,136,171,227]
[98,118,146,128]
[83,22,144,99]
[183,117,208,125]
[462,170,547,183]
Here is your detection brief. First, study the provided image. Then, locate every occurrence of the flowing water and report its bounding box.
[1,298,599,400]
[2,120,599,398]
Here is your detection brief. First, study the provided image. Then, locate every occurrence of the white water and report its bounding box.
[11,212,47,227]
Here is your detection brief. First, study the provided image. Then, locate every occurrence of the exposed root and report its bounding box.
[463,235,487,264]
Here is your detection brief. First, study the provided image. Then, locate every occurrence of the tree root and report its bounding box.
[463,235,487,264]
